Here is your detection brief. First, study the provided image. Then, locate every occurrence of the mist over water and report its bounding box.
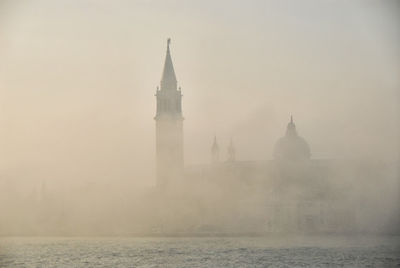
[0,0,399,250]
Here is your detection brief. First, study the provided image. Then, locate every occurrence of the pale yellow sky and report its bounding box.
[0,0,399,186]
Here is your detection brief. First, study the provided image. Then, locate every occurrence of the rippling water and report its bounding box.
[1,236,399,267]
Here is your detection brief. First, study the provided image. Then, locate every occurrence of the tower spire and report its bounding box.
[227,138,236,162]
[161,38,177,91]
[155,39,184,188]
[211,135,220,164]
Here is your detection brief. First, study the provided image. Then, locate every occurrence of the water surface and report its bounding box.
[1,235,399,267]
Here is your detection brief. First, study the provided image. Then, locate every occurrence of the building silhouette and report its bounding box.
[150,39,399,234]
[155,38,184,188]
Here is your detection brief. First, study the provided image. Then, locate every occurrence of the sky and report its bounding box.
[0,0,399,187]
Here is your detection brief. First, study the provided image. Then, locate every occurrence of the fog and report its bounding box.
[0,0,399,235]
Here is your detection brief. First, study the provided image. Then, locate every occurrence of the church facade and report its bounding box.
[153,40,369,234]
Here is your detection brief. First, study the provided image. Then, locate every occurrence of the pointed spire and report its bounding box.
[161,38,177,91]
[290,115,293,124]
[227,138,236,162]
[212,135,219,152]
[211,135,220,164]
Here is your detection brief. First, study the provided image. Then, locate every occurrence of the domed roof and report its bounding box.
[273,116,311,161]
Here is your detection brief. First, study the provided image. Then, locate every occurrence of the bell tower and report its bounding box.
[155,39,184,188]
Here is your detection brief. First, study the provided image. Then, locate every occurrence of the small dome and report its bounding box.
[273,116,311,161]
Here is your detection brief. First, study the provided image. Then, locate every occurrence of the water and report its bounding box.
[1,236,399,267]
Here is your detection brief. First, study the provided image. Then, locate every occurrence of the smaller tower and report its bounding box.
[227,138,236,162]
[211,136,220,164]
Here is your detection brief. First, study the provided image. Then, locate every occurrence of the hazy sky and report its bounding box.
[0,0,399,186]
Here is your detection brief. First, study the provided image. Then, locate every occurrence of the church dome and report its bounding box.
[273,116,311,161]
